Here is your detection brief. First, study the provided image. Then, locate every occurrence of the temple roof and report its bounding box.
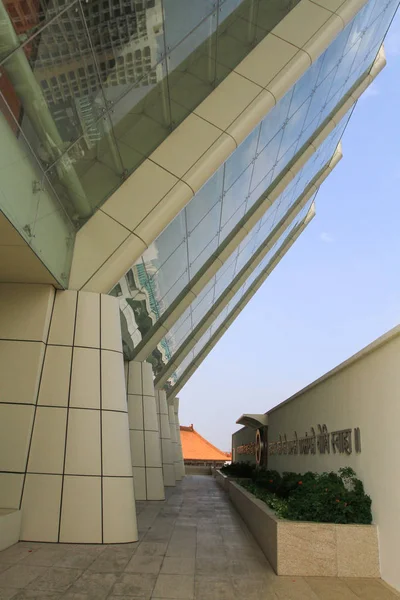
[180,425,231,461]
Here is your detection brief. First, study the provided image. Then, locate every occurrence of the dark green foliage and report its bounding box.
[240,467,372,525]
[220,462,256,478]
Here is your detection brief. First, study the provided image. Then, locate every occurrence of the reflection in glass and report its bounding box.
[168,195,316,389]
[152,115,349,383]
[113,0,398,364]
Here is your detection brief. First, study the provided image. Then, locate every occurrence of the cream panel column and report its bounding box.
[155,390,176,487]
[7,288,138,544]
[173,398,185,479]
[167,399,181,482]
[0,284,54,513]
[127,361,165,500]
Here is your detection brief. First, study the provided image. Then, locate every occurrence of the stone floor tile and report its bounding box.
[27,567,82,593]
[160,558,195,575]
[194,576,236,600]
[195,545,225,558]
[0,566,10,575]
[342,578,400,599]
[110,573,157,598]
[270,576,320,599]
[0,590,19,600]
[195,557,230,577]
[88,548,134,573]
[0,547,41,566]
[19,546,70,567]
[66,572,117,598]
[165,545,195,559]
[61,594,93,600]
[0,566,47,589]
[152,574,194,599]
[11,591,63,599]
[135,543,168,557]
[53,550,102,570]
[125,555,163,574]
[305,577,360,600]
[232,578,278,600]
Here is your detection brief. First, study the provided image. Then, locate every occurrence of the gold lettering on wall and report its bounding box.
[268,425,361,457]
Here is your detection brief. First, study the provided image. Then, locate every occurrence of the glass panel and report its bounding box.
[167,198,316,387]
[0,87,75,285]
[115,0,398,365]
[152,117,350,378]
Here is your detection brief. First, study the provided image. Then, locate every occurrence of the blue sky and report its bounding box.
[179,12,400,452]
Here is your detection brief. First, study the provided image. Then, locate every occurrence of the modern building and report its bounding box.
[232,324,400,592]
[180,424,231,471]
[0,0,398,549]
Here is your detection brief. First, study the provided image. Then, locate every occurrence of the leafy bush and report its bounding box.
[220,461,256,478]
[240,467,372,525]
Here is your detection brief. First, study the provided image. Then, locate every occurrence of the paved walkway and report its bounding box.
[0,475,398,599]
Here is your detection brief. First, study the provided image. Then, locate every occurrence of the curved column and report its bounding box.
[0,285,138,543]
[127,361,165,501]
[167,400,182,482]
[155,390,176,487]
[173,398,186,479]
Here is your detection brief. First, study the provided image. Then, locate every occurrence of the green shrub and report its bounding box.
[220,461,256,478]
[240,467,372,525]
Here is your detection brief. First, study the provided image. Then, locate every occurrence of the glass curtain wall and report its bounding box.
[0,0,299,283]
[168,197,315,388]
[149,116,349,379]
[113,0,398,360]
[0,0,299,218]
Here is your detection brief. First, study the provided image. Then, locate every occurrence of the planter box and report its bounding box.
[228,481,380,578]
[215,469,230,491]
[215,470,251,492]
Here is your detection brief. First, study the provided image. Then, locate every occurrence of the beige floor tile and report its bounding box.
[26,567,82,592]
[232,578,278,599]
[0,591,28,600]
[125,554,163,574]
[136,542,168,557]
[0,566,46,589]
[271,576,320,599]
[88,547,134,573]
[0,546,42,565]
[66,572,117,598]
[152,574,194,599]
[111,573,157,598]
[18,546,69,567]
[161,558,195,575]
[194,575,236,600]
[166,544,196,559]
[306,577,360,599]
[343,578,400,599]
[10,592,63,599]
[53,548,103,569]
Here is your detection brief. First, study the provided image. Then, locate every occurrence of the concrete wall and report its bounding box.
[232,426,257,464]
[267,326,400,591]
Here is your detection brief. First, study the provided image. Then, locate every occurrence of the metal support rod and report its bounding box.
[0,0,92,218]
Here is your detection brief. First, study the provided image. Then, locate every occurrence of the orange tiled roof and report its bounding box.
[180,424,231,461]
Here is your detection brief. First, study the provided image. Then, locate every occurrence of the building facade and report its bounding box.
[0,0,399,546]
[232,325,400,592]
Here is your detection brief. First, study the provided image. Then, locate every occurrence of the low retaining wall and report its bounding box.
[215,469,230,491]
[221,477,380,577]
[184,465,212,476]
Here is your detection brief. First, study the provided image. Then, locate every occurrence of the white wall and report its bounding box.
[267,326,400,591]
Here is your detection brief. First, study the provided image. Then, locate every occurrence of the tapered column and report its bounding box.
[155,390,176,487]
[127,361,165,500]
[167,399,182,481]
[0,284,137,543]
[173,398,186,479]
